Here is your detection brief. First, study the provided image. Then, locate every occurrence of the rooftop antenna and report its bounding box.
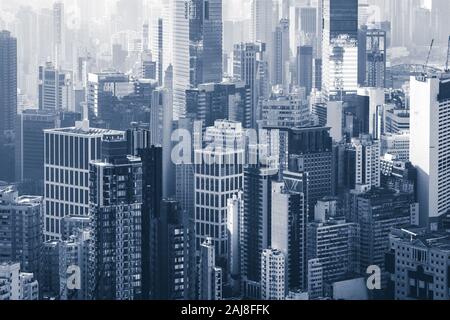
[423,39,434,75]
[445,36,450,72]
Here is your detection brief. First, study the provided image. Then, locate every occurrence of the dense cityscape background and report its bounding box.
[1,0,450,301]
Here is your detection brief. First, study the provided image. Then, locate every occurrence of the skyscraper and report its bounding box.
[186,81,251,128]
[251,0,274,61]
[271,176,307,292]
[358,28,386,88]
[273,18,290,87]
[89,135,142,300]
[39,62,74,112]
[322,0,358,101]
[410,74,450,230]
[173,0,223,121]
[43,120,124,240]
[297,46,313,96]
[0,30,17,134]
[241,166,278,297]
[158,199,190,300]
[233,42,268,128]
[53,2,65,68]
[15,110,59,190]
[288,126,334,216]
[194,120,244,257]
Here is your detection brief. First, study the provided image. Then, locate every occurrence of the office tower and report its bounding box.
[173,0,223,121]
[58,229,91,300]
[351,188,414,278]
[227,192,243,295]
[158,199,189,300]
[0,186,43,277]
[138,146,163,299]
[15,110,59,191]
[307,217,360,299]
[233,42,268,128]
[150,87,175,198]
[186,81,251,128]
[0,262,39,301]
[352,135,381,189]
[125,126,163,299]
[194,120,244,257]
[271,178,307,292]
[53,2,65,68]
[190,0,223,86]
[260,86,310,128]
[39,62,74,112]
[288,126,334,216]
[44,120,124,240]
[152,18,164,85]
[387,228,450,300]
[89,135,142,300]
[172,0,189,120]
[0,30,17,134]
[410,74,450,230]
[358,28,386,88]
[261,248,286,300]
[251,0,274,61]
[273,19,290,87]
[297,46,313,96]
[241,166,278,297]
[86,72,131,119]
[322,0,358,101]
[199,238,223,300]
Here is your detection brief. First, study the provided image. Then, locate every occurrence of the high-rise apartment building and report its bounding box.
[0,186,43,277]
[241,166,278,294]
[0,262,39,300]
[89,135,142,300]
[271,176,307,292]
[261,248,286,300]
[198,238,223,300]
[307,218,360,299]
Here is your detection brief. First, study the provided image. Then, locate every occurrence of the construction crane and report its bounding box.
[445,36,450,72]
[423,39,434,75]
